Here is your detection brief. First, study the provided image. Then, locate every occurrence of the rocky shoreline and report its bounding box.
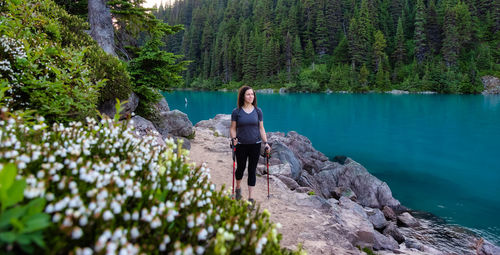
[195,114,500,255]
[99,95,500,254]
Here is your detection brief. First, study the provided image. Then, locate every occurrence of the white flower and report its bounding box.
[163,235,170,244]
[130,227,140,239]
[102,210,113,221]
[197,229,208,241]
[79,216,88,226]
[159,243,166,251]
[72,227,83,239]
[132,211,139,221]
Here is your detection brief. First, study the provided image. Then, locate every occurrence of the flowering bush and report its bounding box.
[0,0,133,123]
[0,109,300,254]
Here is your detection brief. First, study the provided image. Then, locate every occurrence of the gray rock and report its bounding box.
[333,187,357,201]
[386,89,409,94]
[268,141,302,180]
[195,114,231,137]
[296,186,314,193]
[479,239,500,255]
[256,88,274,94]
[382,206,397,221]
[397,212,420,228]
[336,197,375,249]
[166,135,191,150]
[159,110,194,138]
[152,97,170,113]
[98,92,139,120]
[315,160,401,209]
[129,116,165,147]
[268,163,292,176]
[373,230,399,251]
[295,194,330,209]
[404,238,425,251]
[481,76,500,94]
[366,208,388,230]
[279,87,288,94]
[276,175,300,190]
[382,222,405,244]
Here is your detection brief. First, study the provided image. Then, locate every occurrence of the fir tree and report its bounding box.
[414,0,427,63]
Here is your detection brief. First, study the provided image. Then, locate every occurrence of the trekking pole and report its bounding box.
[231,142,236,199]
[266,149,270,199]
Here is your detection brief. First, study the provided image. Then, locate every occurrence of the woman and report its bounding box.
[230,86,271,207]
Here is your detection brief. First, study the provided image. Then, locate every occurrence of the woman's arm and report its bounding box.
[230,121,238,146]
[259,121,271,151]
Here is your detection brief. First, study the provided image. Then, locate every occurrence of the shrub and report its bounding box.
[0,0,104,123]
[0,164,51,254]
[0,109,300,254]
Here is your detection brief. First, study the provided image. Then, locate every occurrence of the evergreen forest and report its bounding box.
[154,0,500,93]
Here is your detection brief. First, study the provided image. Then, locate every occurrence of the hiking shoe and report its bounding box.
[247,198,255,210]
[235,188,242,201]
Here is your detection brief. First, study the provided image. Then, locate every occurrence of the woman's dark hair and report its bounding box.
[237,85,257,108]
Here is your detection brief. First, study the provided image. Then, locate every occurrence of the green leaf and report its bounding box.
[0,232,16,243]
[0,206,26,229]
[3,179,26,210]
[25,198,46,217]
[21,213,50,233]
[30,231,45,248]
[0,163,17,195]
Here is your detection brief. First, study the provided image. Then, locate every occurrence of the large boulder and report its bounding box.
[129,116,164,147]
[268,140,302,180]
[269,131,328,174]
[156,110,194,138]
[481,76,500,94]
[315,159,401,209]
[195,114,231,138]
[98,92,139,120]
[152,97,170,113]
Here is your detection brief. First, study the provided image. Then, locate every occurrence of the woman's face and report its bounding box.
[244,89,254,104]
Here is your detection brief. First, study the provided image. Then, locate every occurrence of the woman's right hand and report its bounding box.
[232,138,238,146]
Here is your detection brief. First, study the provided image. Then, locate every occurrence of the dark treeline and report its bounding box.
[154,0,500,93]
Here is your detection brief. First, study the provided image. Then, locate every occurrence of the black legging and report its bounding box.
[235,143,261,186]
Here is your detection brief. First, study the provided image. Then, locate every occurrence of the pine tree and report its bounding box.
[315,6,329,56]
[373,30,387,71]
[393,17,406,65]
[324,0,343,50]
[425,0,442,54]
[348,0,375,69]
[292,34,303,72]
[305,39,315,66]
[414,0,427,63]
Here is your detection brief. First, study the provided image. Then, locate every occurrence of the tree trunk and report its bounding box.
[88,0,116,56]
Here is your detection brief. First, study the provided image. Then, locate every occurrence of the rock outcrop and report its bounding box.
[195,114,231,137]
[481,76,500,94]
[98,92,139,120]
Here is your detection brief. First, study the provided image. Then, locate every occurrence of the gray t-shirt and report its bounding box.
[231,107,263,144]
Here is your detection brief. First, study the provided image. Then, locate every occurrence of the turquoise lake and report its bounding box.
[163,91,500,244]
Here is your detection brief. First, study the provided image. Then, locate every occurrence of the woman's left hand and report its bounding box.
[264,143,271,152]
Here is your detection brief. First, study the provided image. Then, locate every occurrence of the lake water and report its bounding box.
[163,90,500,244]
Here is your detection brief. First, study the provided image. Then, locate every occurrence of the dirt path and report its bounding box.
[189,127,359,255]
